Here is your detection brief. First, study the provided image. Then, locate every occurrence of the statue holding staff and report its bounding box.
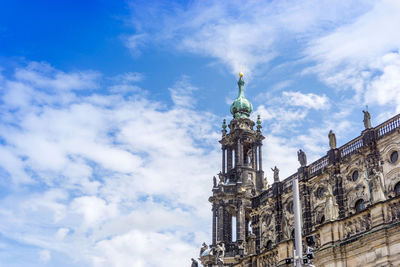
[271,166,279,182]
[363,108,372,129]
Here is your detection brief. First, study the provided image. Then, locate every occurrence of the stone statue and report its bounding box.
[199,242,208,257]
[247,149,253,165]
[218,172,224,185]
[271,166,279,182]
[281,210,290,239]
[328,130,337,149]
[191,258,198,267]
[215,242,225,264]
[213,176,217,188]
[324,185,339,221]
[367,169,386,202]
[263,177,268,189]
[363,110,372,129]
[297,149,307,167]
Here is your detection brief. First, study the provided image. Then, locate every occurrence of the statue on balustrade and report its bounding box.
[367,169,386,202]
[297,149,307,167]
[324,185,339,221]
[271,166,279,182]
[191,258,198,267]
[363,109,372,129]
[328,130,337,149]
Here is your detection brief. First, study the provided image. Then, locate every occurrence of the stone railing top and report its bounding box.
[376,113,400,138]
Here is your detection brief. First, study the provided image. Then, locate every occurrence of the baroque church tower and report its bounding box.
[203,73,265,264]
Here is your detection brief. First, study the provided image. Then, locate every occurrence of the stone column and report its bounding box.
[235,141,239,167]
[222,147,226,174]
[252,146,256,169]
[236,199,245,241]
[258,144,263,171]
[212,203,217,246]
[238,139,243,165]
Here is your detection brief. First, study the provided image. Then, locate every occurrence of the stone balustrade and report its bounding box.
[259,249,278,267]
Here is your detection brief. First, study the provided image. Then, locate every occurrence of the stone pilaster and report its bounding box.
[212,202,217,246]
[237,199,245,241]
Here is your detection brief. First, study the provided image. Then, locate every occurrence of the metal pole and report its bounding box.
[293,176,303,267]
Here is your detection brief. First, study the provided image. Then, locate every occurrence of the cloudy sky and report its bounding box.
[0,0,400,266]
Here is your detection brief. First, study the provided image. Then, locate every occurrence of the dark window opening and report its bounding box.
[287,202,294,214]
[317,187,325,199]
[266,240,272,250]
[390,151,398,163]
[355,199,365,212]
[352,170,359,181]
[395,182,400,196]
[319,215,325,224]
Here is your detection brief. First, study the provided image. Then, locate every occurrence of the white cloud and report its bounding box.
[282,91,330,110]
[124,34,148,56]
[168,76,198,107]
[127,0,374,75]
[304,0,400,109]
[92,230,195,267]
[15,62,100,91]
[364,52,400,111]
[0,62,219,266]
[39,249,51,263]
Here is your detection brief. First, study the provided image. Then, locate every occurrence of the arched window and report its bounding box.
[394,182,400,196]
[355,199,365,212]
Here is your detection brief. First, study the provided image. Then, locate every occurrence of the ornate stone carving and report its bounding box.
[215,242,225,263]
[199,242,208,257]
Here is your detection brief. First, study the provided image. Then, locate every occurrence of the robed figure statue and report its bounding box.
[363,110,372,129]
[328,130,337,149]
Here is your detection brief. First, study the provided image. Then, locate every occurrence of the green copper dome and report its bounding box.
[230,74,253,118]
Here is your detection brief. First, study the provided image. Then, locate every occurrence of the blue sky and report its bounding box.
[0,0,400,266]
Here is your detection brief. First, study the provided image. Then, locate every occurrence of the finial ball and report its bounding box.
[239,72,244,78]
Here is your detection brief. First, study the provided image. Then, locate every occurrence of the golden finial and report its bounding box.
[239,72,244,77]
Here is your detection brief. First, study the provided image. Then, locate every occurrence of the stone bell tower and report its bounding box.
[203,73,265,265]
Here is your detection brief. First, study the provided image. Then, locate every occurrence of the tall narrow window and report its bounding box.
[232,216,237,242]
